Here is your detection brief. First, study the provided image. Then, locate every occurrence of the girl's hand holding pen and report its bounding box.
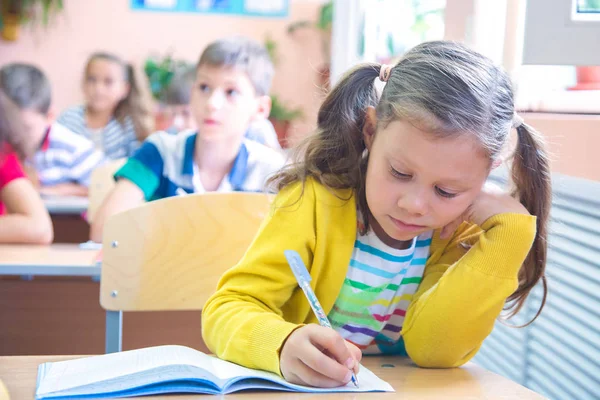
[279,324,361,388]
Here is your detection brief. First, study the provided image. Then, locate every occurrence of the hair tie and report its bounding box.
[379,64,392,82]
[512,113,524,129]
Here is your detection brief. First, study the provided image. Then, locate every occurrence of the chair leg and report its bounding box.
[105,310,123,353]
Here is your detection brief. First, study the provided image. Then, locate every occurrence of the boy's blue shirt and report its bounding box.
[114,129,285,201]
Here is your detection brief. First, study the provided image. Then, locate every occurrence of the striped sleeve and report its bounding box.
[67,147,106,186]
[56,106,87,137]
[102,117,141,159]
[44,123,106,187]
[124,117,142,156]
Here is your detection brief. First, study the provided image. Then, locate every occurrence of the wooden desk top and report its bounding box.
[0,244,100,276]
[0,354,545,399]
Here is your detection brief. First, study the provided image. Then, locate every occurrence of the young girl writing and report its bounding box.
[0,92,53,244]
[57,52,152,159]
[202,41,551,388]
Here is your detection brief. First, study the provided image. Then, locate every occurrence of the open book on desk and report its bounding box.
[36,345,394,399]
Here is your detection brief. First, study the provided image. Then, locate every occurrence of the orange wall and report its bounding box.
[0,0,325,140]
[523,113,600,182]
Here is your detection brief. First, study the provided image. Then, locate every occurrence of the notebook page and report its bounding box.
[37,346,215,395]
[188,352,393,392]
[37,345,394,396]
[227,363,394,393]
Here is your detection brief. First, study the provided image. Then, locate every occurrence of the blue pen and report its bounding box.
[284,250,359,388]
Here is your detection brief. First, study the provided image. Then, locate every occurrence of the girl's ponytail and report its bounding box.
[114,64,153,141]
[269,63,382,200]
[508,122,552,323]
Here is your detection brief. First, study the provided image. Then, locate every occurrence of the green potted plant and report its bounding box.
[0,0,64,41]
[144,53,194,130]
[287,0,333,90]
[264,33,279,66]
[269,94,303,148]
[144,54,193,101]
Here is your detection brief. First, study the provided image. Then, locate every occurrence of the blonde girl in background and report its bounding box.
[57,52,152,159]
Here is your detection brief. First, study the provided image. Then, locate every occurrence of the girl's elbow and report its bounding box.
[31,213,54,244]
[201,307,220,355]
[405,340,471,369]
[38,229,54,245]
[32,221,54,244]
[22,224,54,244]
[409,354,465,369]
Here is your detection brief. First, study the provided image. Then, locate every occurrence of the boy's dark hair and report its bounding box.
[0,63,52,114]
[160,66,195,106]
[197,36,274,96]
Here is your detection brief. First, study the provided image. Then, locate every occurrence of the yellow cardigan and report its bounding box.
[202,178,536,375]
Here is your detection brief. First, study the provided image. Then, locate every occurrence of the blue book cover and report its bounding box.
[35,345,394,398]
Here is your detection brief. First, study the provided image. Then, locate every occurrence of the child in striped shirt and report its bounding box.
[0,89,53,244]
[57,52,152,159]
[202,41,552,388]
[0,64,106,197]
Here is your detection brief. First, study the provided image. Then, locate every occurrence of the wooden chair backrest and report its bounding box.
[99,192,271,311]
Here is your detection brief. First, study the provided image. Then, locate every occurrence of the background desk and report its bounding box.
[0,244,206,356]
[0,355,545,399]
[43,196,89,215]
[43,196,90,243]
[0,244,100,276]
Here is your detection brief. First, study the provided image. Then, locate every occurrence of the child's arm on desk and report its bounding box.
[89,179,144,242]
[40,183,89,197]
[0,178,53,244]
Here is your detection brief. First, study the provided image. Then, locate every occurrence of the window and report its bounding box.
[573,0,600,20]
[330,0,445,84]
[523,0,600,66]
[331,0,600,112]
[361,0,446,63]
[516,0,600,113]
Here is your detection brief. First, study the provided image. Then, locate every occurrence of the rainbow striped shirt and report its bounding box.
[328,224,432,355]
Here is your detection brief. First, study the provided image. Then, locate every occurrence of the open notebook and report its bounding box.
[35,345,394,399]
